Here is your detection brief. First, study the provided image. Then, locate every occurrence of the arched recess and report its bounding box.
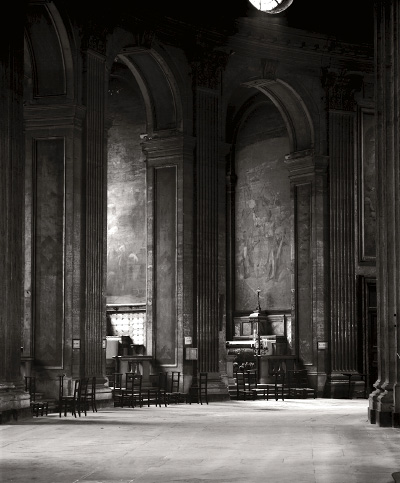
[115,47,183,136]
[106,42,186,373]
[239,78,314,153]
[24,1,75,102]
[225,78,324,383]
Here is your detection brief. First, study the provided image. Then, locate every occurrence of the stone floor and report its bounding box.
[1,398,400,483]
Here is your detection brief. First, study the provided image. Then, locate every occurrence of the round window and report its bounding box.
[249,0,294,14]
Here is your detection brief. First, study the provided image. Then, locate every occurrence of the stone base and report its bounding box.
[376,409,393,427]
[392,412,400,428]
[206,373,231,401]
[0,407,32,424]
[368,407,376,424]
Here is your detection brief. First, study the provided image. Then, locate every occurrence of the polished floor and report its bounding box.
[1,398,399,483]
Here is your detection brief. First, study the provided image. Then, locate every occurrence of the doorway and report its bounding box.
[359,276,377,393]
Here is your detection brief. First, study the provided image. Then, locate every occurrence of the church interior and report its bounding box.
[2,0,400,439]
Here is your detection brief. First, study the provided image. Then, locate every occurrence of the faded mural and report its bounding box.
[107,71,147,305]
[235,103,292,311]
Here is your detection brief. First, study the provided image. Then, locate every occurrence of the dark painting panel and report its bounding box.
[360,110,376,262]
[34,138,64,367]
[155,167,177,365]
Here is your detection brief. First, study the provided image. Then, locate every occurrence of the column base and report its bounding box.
[368,407,376,424]
[206,372,231,401]
[376,409,393,427]
[0,384,31,424]
[392,413,400,428]
[324,373,352,398]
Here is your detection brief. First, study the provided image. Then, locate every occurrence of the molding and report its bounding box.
[24,105,86,129]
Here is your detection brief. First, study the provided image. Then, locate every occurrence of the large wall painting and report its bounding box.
[235,103,292,312]
[359,109,376,263]
[107,73,147,305]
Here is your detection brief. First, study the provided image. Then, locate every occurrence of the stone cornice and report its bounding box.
[141,132,196,161]
[228,19,373,73]
[285,150,329,177]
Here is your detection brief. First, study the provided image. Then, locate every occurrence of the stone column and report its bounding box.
[285,151,329,395]
[82,44,108,393]
[369,0,400,427]
[324,69,362,397]
[191,48,230,399]
[0,3,30,419]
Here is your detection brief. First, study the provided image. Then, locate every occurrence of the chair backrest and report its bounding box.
[72,379,80,399]
[199,372,208,388]
[89,376,96,395]
[170,371,180,392]
[113,373,123,390]
[79,378,89,400]
[287,369,308,388]
[245,370,258,389]
[158,372,168,390]
[58,374,65,399]
[274,369,286,387]
[126,373,142,392]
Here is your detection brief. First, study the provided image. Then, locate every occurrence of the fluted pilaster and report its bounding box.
[369,0,400,427]
[325,69,361,396]
[0,5,30,418]
[83,48,107,379]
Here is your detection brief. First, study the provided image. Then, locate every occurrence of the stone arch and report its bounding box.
[111,46,183,137]
[24,1,75,101]
[228,78,314,153]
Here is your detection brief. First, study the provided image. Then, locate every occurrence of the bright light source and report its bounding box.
[249,0,294,14]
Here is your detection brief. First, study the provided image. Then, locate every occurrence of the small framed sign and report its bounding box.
[318,341,328,350]
[184,336,192,345]
[72,339,81,349]
[185,348,198,360]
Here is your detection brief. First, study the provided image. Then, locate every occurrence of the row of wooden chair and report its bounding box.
[111,371,209,408]
[24,375,98,418]
[58,376,97,417]
[235,368,316,401]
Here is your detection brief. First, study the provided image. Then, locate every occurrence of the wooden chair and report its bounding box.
[236,370,258,400]
[121,373,143,408]
[59,377,89,417]
[144,372,168,407]
[262,369,289,401]
[84,376,97,412]
[111,372,124,407]
[166,371,185,404]
[286,369,316,398]
[24,376,49,417]
[188,372,208,404]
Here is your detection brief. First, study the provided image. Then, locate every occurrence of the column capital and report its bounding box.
[284,150,328,177]
[190,46,231,90]
[322,68,363,112]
